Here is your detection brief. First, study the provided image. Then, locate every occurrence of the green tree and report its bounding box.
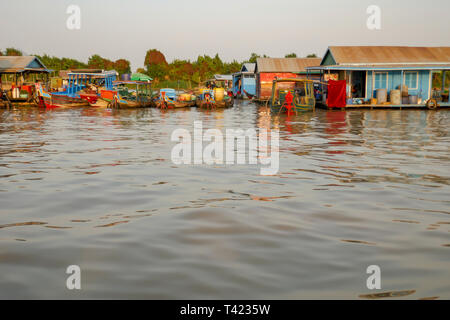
[5,48,22,56]
[307,53,318,58]
[114,59,131,75]
[285,53,297,58]
[245,53,269,63]
[88,54,106,69]
[247,53,260,63]
[146,63,167,80]
[144,49,168,67]
[36,54,87,71]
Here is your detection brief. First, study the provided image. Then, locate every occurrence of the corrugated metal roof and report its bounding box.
[0,56,47,72]
[214,74,232,81]
[242,63,255,73]
[256,58,321,73]
[309,64,450,71]
[327,46,450,66]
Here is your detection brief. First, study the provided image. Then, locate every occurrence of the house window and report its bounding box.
[404,72,418,90]
[374,72,388,89]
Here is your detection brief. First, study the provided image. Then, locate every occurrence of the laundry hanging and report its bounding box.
[327,80,347,108]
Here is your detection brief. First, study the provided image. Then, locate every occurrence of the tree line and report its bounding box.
[1,48,317,85]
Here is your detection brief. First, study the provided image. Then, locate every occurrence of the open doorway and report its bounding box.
[351,71,366,98]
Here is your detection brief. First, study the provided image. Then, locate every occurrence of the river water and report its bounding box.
[0,101,449,299]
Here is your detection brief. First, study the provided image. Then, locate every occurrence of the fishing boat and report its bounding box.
[196,87,233,109]
[156,88,196,109]
[110,81,154,108]
[37,70,117,108]
[268,78,316,114]
[87,97,111,108]
[37,83,90,108]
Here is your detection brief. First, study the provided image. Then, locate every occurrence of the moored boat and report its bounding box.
[268,78,316,114]
[36,83,89,108]
[156,88,196,109]
[110,81,154,108]
[196,87,233,109]
[37,70,117,109]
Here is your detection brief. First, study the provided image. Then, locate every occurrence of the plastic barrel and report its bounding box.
[402,96,409,104]
[397,85,409,97]
[214,88,224,101]
[121,73,131,81]
[376,89,387,104]
[390,90,401,105]
[409,95,418,105]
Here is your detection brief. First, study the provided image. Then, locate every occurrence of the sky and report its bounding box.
[1,0,449,71]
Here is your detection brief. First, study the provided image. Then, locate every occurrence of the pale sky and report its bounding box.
[1,0,449,71]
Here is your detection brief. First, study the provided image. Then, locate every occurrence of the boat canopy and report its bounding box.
[131,73,152,82]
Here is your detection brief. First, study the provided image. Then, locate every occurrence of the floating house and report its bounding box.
[0,56,51,105]
[232,63,256,99]
[307,46,450,108]
[255,58,321,100]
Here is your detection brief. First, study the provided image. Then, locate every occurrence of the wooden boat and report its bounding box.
[88,97,111,108]
[156,89,196,109]
[268,78,316,114]
[196,88,233,109]
[37,70,117,109]
[79,92,99,104]
[36,84,89,108]
[110,81,154,108]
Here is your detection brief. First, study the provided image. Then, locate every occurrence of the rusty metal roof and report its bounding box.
[256,58,321,73]
[0,56,48,73]
[327,46,450,66]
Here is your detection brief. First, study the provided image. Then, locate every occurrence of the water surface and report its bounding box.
[0,102,449,299]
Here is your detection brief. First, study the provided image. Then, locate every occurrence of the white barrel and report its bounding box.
[12,88,20,99]
[390,90,401,105]
[376,89,387,104]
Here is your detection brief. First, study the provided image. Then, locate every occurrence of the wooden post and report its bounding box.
[442,70,446,91]
[372,71,375,100]
[401,70,404,106]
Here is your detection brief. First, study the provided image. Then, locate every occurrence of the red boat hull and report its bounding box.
[79,93,99,104]
[39,94,89,109]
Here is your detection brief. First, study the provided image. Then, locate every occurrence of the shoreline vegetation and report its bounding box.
[0,48,318,89]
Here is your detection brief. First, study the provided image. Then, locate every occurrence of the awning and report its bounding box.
[131,73,152,81]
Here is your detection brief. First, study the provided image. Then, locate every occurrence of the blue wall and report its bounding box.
[233,73,256,96]
[232,74,241,95]
[243,75,256,96]
[365,70,430,101]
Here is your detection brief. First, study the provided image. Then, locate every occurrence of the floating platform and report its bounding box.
[317,102,450,110]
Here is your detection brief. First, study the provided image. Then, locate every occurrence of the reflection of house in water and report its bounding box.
[256,104,315,136]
